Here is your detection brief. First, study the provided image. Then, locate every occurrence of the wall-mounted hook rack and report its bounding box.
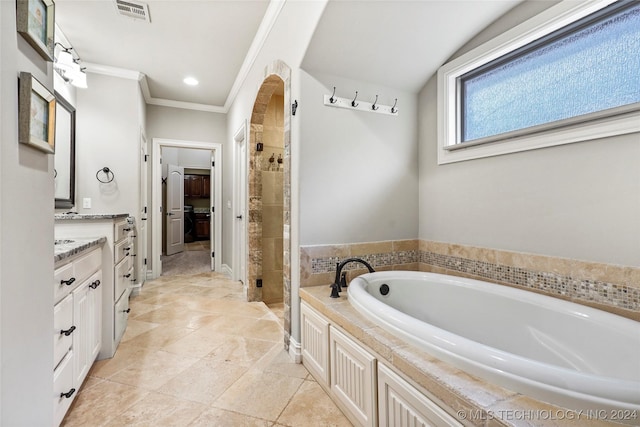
[323,92,398,116]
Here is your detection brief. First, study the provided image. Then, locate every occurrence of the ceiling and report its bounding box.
[54,0,271,110]
[302,0,522,92]
[55,0,521,112]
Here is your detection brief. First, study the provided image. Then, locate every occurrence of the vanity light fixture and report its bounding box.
[72,67,88,89]
[54,43,88,89]
[183,76,199,86]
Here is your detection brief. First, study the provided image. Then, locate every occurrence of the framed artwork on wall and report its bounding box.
[19,72,56,154]
[16,0,55,62]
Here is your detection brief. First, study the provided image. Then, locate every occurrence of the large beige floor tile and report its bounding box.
[189,407,272,427]
[212,369,304,421]
[240,318,284,342]
[61,380,148,426]
[277,380,352,427]
[123,324,195,349]
[104,392,206,427]
[157,358,248,404]
[260,346,309,379]
[89,342,158,379]
[206,336,278,367]
[109,350,199,390]
[161,327,228,358]
[121,319,160,342]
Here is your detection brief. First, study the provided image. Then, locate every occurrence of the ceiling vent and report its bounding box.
[114,0,151,23]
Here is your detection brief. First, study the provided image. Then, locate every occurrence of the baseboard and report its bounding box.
[221,263,233,279]
[288,337,302,363]
[130,282,142,297]
[146,270,154,280]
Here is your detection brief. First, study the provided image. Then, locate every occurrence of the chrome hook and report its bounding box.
[351,91,359,107]
[329,87,337,104]
[371,95,379,111]
[391,98,398,114]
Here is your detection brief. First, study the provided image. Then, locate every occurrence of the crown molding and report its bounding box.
[223,0,286,111]
[80,0,286,114]
[83,62,144,81]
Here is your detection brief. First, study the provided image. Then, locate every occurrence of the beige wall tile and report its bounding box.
[392,239,418,252]
[350,240,393,256]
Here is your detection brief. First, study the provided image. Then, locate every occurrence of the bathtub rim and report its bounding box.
[347,270,640,413]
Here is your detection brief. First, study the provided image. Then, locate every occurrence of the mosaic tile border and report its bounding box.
[420,251,639,311]
[303,241,639,315]
[311,250,418,273]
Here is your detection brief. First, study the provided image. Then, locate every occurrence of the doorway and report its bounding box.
[151,139,222,278]
[245,60,292,351]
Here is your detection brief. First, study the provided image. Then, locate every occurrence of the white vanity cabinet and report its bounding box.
[377,364,463,427]
[301,301,461,427]
[330,326,377,427]
[54,214,136,360]
[53,246,102,426]
[301,302,330,386]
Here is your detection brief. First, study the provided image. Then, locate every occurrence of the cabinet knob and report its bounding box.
[60,388,76,399]
[123,308,131,313]
[123,228,132,231]
[60,326,76,336]
[89,280,101,289]
[124,273,131,278]
[60,277,76,286]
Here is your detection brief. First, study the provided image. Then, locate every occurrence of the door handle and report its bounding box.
[236,215,243,219]
[167,212,175,216]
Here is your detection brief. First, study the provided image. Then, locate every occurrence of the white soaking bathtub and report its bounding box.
[347,271,640,420]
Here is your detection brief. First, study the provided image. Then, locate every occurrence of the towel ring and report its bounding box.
[96,167,114,183]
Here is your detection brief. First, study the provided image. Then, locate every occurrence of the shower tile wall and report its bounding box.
[262,95,284,304]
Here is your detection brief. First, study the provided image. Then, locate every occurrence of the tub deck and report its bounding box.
[300,284,626,427]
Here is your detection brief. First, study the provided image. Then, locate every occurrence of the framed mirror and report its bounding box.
[54,92,75,209]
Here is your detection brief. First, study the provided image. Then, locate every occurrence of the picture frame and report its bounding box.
[16,0,55,62]
[19,72,56,154]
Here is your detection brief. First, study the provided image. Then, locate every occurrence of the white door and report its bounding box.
[165,164,184,256]
[139,132,148,280]
[234,127,247,284]
[209,152,215,271]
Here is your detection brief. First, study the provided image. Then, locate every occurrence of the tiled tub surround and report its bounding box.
[300,286,626,427]
[300,240,639,321]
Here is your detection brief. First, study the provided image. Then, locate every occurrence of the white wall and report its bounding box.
[75,73,142,216]
[299,71,418,245]
[418,1,640,267]
[1,2,55,424]
[225,0,329,344]
[147,104,226,144]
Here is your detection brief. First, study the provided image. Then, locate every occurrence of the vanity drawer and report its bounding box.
[114,220,132,243]
[53,350,75,427]
[53,294,74,369]
[114,288,131,343]
[114,238,131,265]
[54,248,102,304]
[74,248,101,283]
[54,263,75,303]
[114,258,131,301]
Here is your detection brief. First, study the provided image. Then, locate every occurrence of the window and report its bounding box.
[437,0,640,164]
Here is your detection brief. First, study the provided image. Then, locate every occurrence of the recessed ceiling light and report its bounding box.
[183,77,199,86]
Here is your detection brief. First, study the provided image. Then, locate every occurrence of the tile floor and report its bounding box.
[61,270,352,426]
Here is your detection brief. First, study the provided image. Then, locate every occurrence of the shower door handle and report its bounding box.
[236,215,243,220]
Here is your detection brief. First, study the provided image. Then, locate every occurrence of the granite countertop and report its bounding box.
[54,237,107,263]
[300,285,621,427]
[54,213,129,220]
[193,208,210,214]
